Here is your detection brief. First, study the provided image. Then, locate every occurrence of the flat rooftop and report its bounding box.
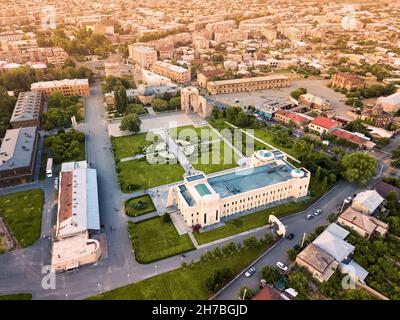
[208,161,296,198]
[31,79,88,89]
[0,126,36,172]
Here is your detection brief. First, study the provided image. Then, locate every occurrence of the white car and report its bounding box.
[276,261,288,272]
[244,267,256,277]
[344,196,352,204]
[314,209,322,216]
[54,177,59,190]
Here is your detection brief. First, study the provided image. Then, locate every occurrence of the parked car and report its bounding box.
[306,214,313,220]
[292,244,300,251]
[286,233,295,240]
[260,279,268,287]
[344,196,352,204]
[276,262,288,272]
[313,209,322,216]
[54,177,59,190]
[245,267,256,277]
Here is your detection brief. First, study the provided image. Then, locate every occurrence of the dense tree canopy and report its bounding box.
[340,153,377,185]
[120,113,141,134]
[45,129,85,164]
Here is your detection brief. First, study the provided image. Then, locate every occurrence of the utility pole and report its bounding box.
[301,232,307,247]
[242,288,247,301]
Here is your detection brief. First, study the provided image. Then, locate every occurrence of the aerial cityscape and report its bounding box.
[0,0,400,304]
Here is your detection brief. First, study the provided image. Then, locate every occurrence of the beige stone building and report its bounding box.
[331,73,365,91]
[180,87,212,118]
[128,43,158,69]
[207,75,289,94]
[151,61,191,84]
[10,91,44,128]
[31,79,90,97]
[167,150,310,229]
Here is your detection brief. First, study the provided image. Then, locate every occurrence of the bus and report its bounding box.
[46,158,54,178]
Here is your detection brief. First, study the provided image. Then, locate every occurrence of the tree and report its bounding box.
[120,113,141,134]
[114,86,127,114]
[287,271,308,295]
[315,166,321,182]
[321,176,328,191]
[290,87,307,100]
[261,266,281,284]
[168,96,181,110]
[152,98,168,112]
[341,153,377,186]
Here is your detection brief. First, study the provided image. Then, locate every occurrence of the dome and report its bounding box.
[291,168,304,178]
[138,85,155,97]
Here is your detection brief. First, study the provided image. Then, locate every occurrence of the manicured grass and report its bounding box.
[252,128,298,157]
[0,293,32,300]
[192,140,239,174]
[171,125,240,174]
[117,158,185,192]
[90,243,270,300]
[193,201,309,245]
[128,217,194,263]
[112,133,158,161]
[0,189,44,248]
[124,194,156,217]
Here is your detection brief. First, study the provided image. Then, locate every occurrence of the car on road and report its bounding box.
[313,209,322,216]
[276,262,288,272]
[54,177,59,190]
[260,279,268,287]
[344,196,352,204]
[286,233,295,240]
[306,214,313,220]
[292,244,300,251]
[244,267,256,277]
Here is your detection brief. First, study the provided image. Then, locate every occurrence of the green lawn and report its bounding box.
[124,195,156,217]
[252,128,298,157]
[0,189,44,248]
[170,125,240,174]
[112,133,158,161]
[0,293,32,300]
[129,217,194,263]
[194,201,309,245]
[117,159,185,192]
[90,243,269,300]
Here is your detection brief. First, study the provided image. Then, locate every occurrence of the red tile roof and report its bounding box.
[311,117,340,129]
[331,128,368,145]
[275,109,309,124]
[252,287,283,300]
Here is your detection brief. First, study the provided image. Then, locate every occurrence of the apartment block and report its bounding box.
[128,43,158,69]
[151,61,190,84]
[31,79,90,97]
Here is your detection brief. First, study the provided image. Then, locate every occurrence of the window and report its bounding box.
[204,213,207,224]
[216,210,218,220]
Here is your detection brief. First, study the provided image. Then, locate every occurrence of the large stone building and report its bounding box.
[10,91,44,128]
[375,91,400,113]
[128,43,158,69]
[167,150,310,229]
[151,61,191,84]
[206,75,289,94]
[31,79,90,97]
[180,87,212,118]
[0,126,38,187]
[51,161,102,272]
[331,73,365,91]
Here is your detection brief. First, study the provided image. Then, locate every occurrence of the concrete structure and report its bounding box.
[331,73,365,91]
[299,93,332,111]
[196,70,225,88]
[180,87,211,118]
[375,91,400,113]
[128,43,157,69]
[51,161,101,272]
[10,91,43,128]
[214,30,249,43]
[151,61,190,84]
[0,127,38,187]
[338,207,389,239]
[351,190,384,215]
[167,150,310,228]
[31,79,90,97]
[207,75,289,94]
[308,117,340,135]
